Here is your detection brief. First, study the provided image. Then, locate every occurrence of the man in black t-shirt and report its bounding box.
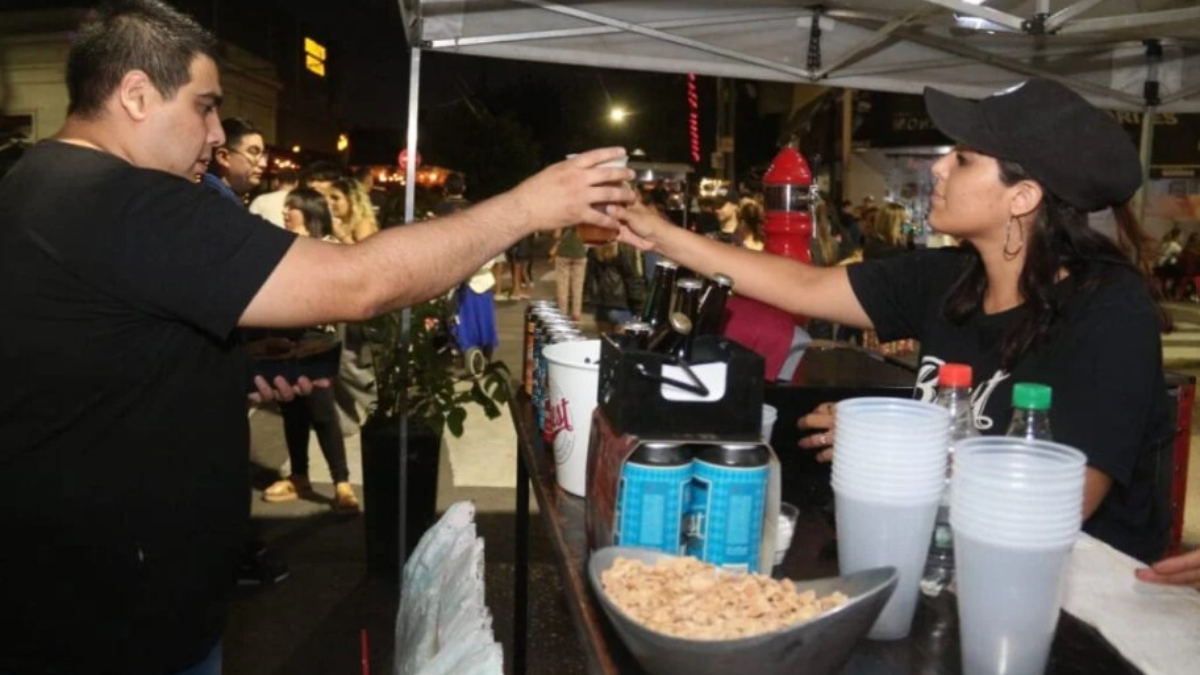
[0,2,633,674]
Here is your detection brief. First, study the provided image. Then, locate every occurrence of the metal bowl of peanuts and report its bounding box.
[589,547,897,675]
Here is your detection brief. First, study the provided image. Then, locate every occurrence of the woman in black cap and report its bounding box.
[615,78,1178,571]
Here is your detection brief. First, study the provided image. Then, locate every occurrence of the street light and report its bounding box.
[608,106,629,124]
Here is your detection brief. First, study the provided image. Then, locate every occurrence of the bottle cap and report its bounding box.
[1011,382,1052,411]
[937,363,972,388]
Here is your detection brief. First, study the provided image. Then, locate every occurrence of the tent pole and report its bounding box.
[1137,106,1155,226]
[397,45,422,577]
[841,89,853,204]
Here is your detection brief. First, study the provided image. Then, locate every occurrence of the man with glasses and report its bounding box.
[202,116,293,591]
[203,117,266,200]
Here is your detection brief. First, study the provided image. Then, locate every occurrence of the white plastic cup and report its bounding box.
[542,340,602,496]
[834,488,940,640]
[761,404,778,443]
[955,531,1074,675]
[773,502,799,566]
[949,437,1085,674]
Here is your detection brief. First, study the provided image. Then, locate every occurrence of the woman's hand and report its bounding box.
[613,200,667,252]
[798,401,837,462]
[1135,548,1200,588]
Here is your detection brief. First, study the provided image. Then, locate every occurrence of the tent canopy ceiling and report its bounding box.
[405,0,1200,111]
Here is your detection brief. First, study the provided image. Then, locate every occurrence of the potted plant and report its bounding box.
[359,295,510,579]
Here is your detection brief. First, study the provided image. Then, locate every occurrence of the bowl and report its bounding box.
[588,547,897,675]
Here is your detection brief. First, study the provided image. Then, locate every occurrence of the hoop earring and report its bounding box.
[1003,217,1025,261]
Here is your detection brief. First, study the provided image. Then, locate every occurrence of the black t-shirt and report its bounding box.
[0,141,295,674]
[848,248,1171,562]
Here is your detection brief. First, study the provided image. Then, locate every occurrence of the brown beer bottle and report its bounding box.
[641,260,679,329]
[695,273,733,336]
[672,278,704,324]
[646,311,694,360]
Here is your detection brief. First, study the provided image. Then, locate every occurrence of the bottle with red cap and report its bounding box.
[920,363,978,597]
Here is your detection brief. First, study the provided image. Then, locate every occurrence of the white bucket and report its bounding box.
[542,339,602,496]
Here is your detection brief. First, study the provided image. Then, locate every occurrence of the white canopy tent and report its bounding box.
[401,0,1200,113]
[386,0,1200,578]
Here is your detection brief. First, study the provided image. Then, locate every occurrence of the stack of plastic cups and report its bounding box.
[950,437,1085,675]
[831,398,951,640]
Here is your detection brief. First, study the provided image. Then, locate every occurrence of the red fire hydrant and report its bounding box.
[762,145,814,264]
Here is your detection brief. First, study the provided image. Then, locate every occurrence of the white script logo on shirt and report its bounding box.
[915,356,1010,431]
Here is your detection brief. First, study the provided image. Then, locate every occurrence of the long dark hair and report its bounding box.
[943,159,1169,370]
[285,187,333,239]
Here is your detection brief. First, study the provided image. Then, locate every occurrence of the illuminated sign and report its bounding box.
[304,37,327,77]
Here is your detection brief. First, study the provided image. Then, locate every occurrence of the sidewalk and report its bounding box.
[225,255,589,675]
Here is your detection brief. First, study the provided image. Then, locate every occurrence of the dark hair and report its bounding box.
[445,172,466,196]
[299,160,346,186]
[285,187,333,239]
[274,168,299,186]
[219,117,261,150]
[67,0,216,118]
[943,159,1169,369]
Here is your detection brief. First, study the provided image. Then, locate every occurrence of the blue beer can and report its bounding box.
[686,443,770,571]
[533,317,572,432]
[614,442,693,555]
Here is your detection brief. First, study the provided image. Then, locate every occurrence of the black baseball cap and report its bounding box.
[923,79,1142,212]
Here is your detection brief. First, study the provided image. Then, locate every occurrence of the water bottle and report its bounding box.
[1006,383,1053,440]
[920,363,977,597]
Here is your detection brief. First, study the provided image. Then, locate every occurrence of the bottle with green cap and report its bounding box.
[1006,382,1053,440]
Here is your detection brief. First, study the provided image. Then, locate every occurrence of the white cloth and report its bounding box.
[1063,534,1200,675]
[248,189,289,228]
[466,255,504,294]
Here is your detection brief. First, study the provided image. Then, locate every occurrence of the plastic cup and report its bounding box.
[948,437,1085,674]
[834,488,940,640]
[773,502,799,566]
[542,340,601,496]
[955,531,1074,675]
[761,404,778,444]
[569,154,627,245]
[831,478,946,507]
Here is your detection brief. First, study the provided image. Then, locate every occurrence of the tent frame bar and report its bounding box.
[918,0,1026,33]
[1058,6,1200,35]
[895,26,1145,106]
[425,10,812,50]
[1046,0,1110,32]
[510,0,814,79]
[815,10,929,80]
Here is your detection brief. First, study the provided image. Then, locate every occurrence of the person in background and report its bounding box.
[716,195,740,236]
[322,174,381,435]
[1154,226,1184,299]
[202,116,293,590]
[862,202,908,261]
[436,173,501,360]
[587,240,646,334]
[507,235,534,300]
[249,168,299,228]
[737,197,765,251]
[261,188,360,514]
[202,116,265,202]
[550,225,589,322]
[617,78,1172,565]
[1176,232,1200,302]
[324,176,378,244]
[837,199,863,260]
